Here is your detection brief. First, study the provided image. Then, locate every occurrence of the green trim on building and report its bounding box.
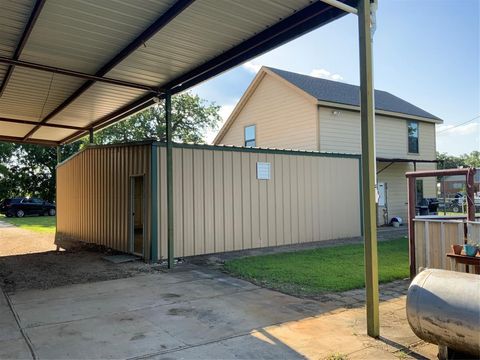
[150,144,159,262]
[153,141,361,160]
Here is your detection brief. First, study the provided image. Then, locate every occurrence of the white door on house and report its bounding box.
[377,182,388,225]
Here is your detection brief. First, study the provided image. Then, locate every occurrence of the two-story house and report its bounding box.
[214,67,443,223]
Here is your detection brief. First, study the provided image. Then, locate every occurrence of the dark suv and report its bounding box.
[0,197,56,218]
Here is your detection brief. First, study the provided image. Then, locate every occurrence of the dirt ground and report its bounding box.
[0,220,162,293]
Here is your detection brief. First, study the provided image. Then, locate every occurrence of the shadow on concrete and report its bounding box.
[379,336,432,360]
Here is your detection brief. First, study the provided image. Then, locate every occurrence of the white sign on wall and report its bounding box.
[256,162,271,180]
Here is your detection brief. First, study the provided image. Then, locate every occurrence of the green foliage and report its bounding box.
[437,151,480,169]
[0,142,80,202]
[224,238,409,294]
[84,92,221,145]
[0,214,56,233]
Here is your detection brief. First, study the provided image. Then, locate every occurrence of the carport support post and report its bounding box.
[166,89,174,269]
[358,0,379,338]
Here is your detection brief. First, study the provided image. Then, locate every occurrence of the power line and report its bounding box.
[437,114,480,134]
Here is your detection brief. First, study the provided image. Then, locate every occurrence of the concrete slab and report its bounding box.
[151,332,305,360]
[4,266,436,360]
[0,291,32,359]
[12,275,257,328]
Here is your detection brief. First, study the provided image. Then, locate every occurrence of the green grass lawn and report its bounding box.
[0,214,56,234]
[224,238,409,295]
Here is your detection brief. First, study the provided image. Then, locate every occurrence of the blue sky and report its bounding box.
[192,0,479,156]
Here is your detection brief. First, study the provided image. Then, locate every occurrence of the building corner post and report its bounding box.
[166,90,174,269]
[358,0,379,338]
[150,144,159,262]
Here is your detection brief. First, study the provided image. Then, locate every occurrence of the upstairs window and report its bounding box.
[244,125,256,147]
[408,121,419,154]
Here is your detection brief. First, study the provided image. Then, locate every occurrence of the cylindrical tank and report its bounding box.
[406,269,480,356]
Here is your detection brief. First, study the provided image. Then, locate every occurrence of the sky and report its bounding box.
[191,0,479,156]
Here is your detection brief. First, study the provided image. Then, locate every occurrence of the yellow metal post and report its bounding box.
[358,0,379,337]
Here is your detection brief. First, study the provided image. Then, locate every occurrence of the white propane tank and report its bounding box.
[406,269,480,356]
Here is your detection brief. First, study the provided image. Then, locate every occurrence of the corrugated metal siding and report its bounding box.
[155,145,361,259]
[56,144,151,257]
[219,73,318,150]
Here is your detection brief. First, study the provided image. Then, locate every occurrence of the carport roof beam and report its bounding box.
[0,57,158,92]
[320,0,358,14]
[0,117,85,131]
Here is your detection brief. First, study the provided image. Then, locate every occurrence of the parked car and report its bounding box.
[0,197,56,218]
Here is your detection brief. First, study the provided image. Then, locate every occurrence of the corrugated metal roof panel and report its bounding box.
[20,0,176,73]
[0,120,34,137]
[0,0,354,144]
[0,0,34,57]
[48,83,147,127]
[30,126,76,141]
[0,67,84,121]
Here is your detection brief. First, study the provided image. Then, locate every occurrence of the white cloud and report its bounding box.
[436,121,479,136]
[242,61,262,73]
[309,68,344,81]
[219,104,235,122]
[205,104,236,144]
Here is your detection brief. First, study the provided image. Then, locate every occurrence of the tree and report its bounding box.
[88,92,221,145]
[0,143,80,202]
[437,151,480,169]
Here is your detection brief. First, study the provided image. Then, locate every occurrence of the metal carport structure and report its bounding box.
[0,0,380,336]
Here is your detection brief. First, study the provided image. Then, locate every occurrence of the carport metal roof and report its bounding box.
[0,0,357,145]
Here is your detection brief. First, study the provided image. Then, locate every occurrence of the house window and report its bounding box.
[244,125,256,147]
[408,121,419,154]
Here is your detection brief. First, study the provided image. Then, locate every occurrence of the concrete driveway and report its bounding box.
[1,265,436,360]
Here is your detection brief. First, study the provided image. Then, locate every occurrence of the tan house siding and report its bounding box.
[155,145,361,259]
[219,74,318,150]
[319,107,437,160]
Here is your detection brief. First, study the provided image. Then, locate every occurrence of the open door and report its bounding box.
[130,175,145,257]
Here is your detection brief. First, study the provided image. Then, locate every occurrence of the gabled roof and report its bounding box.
[214,66,442,144]
[267,67,442,121]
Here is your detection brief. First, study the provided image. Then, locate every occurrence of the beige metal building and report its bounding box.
[56,141,361,261]
[214,67,443,223]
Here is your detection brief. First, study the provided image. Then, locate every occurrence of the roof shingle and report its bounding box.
[267,67,441,121]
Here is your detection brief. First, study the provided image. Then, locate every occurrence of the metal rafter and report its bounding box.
[0,135,57,146]
[60,0,356,144]
[0,57,158,92]
[0,0,46,97]
[0,117,84,130]
[23,0,196,141]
